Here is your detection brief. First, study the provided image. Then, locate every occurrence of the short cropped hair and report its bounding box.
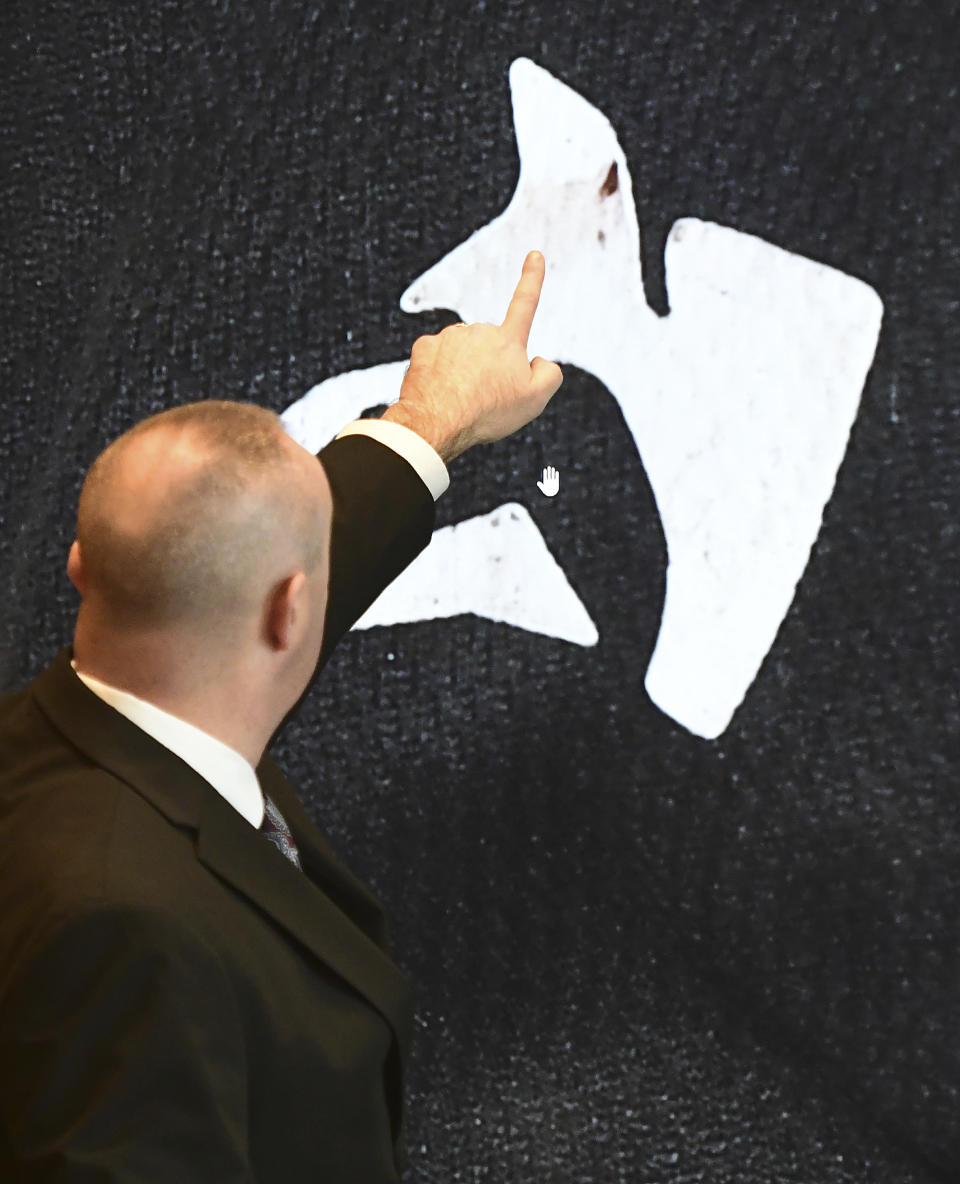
[77,401,325,631]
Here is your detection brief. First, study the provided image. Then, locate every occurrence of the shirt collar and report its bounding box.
[70,661,265,828]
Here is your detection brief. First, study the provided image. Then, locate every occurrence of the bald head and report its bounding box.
[74,401,331,641]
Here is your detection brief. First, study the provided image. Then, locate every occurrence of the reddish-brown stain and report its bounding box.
[599,161,619,198]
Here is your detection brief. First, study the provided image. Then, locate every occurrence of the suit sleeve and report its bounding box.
[0,901,253,1182]
[313,432,437,673]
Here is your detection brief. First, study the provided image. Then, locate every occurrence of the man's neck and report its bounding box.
[71,620,273,767]
[71,661,267,826]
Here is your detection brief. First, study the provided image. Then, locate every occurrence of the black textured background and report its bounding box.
[3,1,959,1180]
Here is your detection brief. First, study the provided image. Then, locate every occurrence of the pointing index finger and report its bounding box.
[501,251,546,349]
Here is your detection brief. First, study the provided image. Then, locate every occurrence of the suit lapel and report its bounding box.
[257,757,390,947]
[32,649,413,1072]
[193,785,414,1065]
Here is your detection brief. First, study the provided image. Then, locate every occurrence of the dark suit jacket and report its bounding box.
[0,433,436,1182]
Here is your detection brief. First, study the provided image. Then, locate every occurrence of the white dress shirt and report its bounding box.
[72,662,267,826]
[71,418,448,828]
[334,417,450,501]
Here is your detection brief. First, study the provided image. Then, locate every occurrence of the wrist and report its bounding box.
[380,401,468,466]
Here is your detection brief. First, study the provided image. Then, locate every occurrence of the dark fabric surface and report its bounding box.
[2,1,958,1179]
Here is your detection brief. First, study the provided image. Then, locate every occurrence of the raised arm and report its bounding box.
[311,251,563,673]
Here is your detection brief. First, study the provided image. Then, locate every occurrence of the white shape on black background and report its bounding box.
[282,58,883,739]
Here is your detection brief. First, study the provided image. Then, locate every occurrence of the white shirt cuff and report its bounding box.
[334,418,450,501]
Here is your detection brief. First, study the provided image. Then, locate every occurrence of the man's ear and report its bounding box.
[265,571,308,651]
[67,540,85,596]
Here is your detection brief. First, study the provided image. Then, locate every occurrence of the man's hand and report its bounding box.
[382,251,564,464]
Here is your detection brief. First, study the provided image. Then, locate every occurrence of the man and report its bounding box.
[0,252,563,1180]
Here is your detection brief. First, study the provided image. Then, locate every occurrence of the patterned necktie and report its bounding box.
[260,794,302,870]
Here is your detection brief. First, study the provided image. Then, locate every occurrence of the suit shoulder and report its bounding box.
[0,700,196,936]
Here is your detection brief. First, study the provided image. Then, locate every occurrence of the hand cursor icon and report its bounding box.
[537,466,560,497]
